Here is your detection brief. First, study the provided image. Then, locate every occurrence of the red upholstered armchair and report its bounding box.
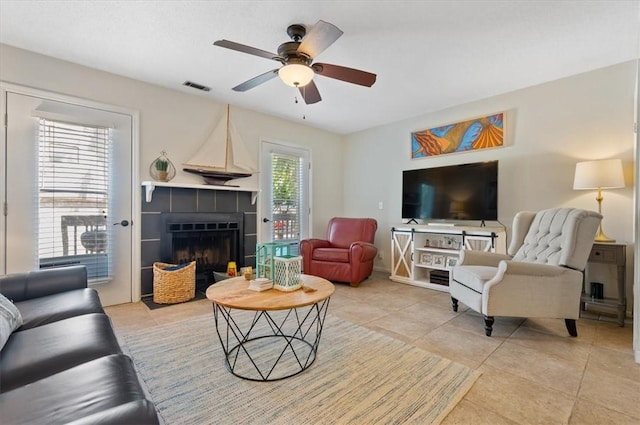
[300,217,378,287]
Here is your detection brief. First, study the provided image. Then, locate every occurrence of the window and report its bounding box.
[271,152,303,246]
[38,119,111,280]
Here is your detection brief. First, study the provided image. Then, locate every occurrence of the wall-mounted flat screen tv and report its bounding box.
[402,161,498,222]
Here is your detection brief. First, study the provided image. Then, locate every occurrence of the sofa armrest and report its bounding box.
[300,239,331,272]
[349,241,377,262]
[458,250,511,267]
[499,260,569,277]
[0,266,88,302]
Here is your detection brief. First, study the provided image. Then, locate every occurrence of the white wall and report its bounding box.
[344,61,636,313]
[0,43,345,241]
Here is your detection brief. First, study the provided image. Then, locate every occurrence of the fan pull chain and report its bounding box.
[293,86,306,120]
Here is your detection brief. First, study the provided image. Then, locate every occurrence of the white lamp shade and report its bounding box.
[573,159,624,190]
[278,64,314,87]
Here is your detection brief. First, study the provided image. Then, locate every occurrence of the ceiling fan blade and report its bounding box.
[232,69,280,92]
[214,40,282,61]
[297,20,343,59]
[313,63,377,87]
[299,80,322,104]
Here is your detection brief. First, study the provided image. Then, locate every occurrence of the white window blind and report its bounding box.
[271,152,303,253]
[38,118,112,280]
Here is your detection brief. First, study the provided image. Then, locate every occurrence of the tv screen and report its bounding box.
[402,161,498,222]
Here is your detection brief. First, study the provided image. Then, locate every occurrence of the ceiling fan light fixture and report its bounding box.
[278,63,314,87]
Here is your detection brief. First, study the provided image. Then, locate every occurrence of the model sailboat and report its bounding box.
[183,105,256,185]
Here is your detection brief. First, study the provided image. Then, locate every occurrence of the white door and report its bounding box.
[1,89,134,306]
[260,140,310,251]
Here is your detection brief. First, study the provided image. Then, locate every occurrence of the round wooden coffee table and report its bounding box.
[206,274,334,381]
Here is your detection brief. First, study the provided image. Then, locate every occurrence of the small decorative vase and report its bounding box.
[150,151,176,182]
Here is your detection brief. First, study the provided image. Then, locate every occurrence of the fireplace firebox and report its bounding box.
[161,212,244,291]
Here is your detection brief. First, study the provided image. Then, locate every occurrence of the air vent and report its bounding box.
[183,81,211,92]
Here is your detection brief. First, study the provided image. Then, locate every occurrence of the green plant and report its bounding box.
[272,156,295,207]
[155,159,168,172]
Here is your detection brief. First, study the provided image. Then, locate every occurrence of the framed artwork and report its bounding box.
[411,112,504,158]
[447,257,458,268]
[432,255,445,267]
[420,253,433,266]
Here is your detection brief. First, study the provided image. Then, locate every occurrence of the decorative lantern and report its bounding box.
[273,255,302,292]
[256,242,295,280]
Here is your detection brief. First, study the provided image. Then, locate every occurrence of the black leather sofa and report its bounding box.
[0,266,159,425]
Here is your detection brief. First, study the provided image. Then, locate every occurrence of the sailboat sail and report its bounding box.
[183,105,256,184]
[227,120,255,172]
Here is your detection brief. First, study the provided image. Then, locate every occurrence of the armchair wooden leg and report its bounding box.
[451,297,459,312]
[483,315,494,336]
[565,319,578,337]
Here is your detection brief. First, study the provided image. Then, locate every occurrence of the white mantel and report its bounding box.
[141,181,259,204]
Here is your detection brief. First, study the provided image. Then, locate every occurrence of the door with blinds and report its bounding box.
[2,90,134,306]
[260,141,310,252]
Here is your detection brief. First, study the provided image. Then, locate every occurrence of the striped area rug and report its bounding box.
[124,313,479,425]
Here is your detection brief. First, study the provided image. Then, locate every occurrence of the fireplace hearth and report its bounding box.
[161,212,244,291]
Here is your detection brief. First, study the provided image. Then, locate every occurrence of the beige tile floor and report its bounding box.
[105,271,640,425]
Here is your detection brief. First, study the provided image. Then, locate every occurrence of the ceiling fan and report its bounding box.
[213,20,376,104]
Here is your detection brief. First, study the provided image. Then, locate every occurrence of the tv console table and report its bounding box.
[390,224,507,291]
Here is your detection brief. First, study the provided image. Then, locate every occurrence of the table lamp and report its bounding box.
[573,159,624,242]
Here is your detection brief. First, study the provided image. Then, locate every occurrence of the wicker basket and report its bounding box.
[153,261,196,304]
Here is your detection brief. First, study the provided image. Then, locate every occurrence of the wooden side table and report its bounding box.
[206,275,335,381]
[580,242,627,326]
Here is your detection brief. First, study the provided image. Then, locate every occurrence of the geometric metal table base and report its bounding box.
[212,298,331,381]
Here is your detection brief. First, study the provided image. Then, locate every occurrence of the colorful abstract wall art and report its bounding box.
[411,112,504,158]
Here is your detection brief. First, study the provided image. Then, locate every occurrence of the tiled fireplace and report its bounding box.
[161,211,243,291]
[140,186,257,297]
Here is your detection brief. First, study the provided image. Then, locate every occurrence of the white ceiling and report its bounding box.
[1,1,639,134]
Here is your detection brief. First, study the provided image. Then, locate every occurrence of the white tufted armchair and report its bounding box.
[449,208,602,336]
